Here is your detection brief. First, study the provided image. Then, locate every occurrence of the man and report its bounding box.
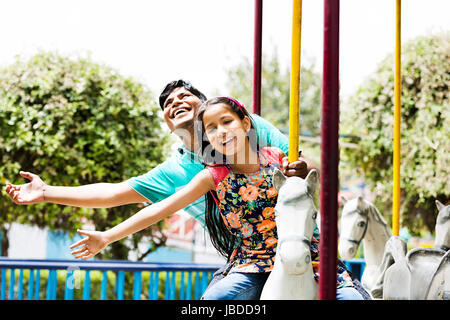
[5,80,316,228]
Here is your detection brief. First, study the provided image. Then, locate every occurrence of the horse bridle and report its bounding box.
[342,209,369,248]
[436,244,450,252]
[274,208,313,249]
[278,235,311,248]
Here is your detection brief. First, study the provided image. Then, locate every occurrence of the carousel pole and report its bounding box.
[288,0,302,163]
[252,0,263,115]
[319,0,340,300]
[392,0,402,236]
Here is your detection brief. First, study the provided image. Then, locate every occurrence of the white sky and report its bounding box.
[1,0,449,101]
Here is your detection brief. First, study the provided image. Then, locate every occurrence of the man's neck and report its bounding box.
[174,127,196,153]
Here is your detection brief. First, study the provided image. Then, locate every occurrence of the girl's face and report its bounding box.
[201,103,251,158]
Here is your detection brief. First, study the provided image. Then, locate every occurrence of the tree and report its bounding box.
[0,51,170,259]
[224,50,322,136]
[341,32,450,234]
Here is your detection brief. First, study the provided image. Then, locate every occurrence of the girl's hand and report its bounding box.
[69,229,110,260]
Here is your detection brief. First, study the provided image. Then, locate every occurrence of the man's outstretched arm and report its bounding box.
[5,171,147,208]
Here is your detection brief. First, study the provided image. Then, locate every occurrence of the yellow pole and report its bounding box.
[392,0,401,236]
[288,0,302,163]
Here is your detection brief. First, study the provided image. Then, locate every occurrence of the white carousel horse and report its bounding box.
[425,249,450,300]
[434,200,450,252]
[260,169,319,300]
[338,196,391,292]
[372,200,450,300]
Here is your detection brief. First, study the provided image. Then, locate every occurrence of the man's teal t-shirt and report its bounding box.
[127,114,290,228]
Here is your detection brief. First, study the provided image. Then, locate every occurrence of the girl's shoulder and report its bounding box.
[260,146,285,165]
[205,165,230,188]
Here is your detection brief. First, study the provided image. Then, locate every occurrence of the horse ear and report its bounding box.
[273,168,287,192]
[357,196,367,212]
[305,169,319,196]
[436,200,445,212]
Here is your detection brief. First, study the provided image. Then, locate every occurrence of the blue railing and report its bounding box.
[0,257,365,300]
[343,258,365,281]
[0,258,221,300]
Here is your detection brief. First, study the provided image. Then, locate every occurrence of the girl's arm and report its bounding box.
[69,169,214,259]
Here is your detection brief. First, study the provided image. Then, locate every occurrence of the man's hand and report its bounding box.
[5,171,46,204]
[69,229,110,260]
[281,157,308,179]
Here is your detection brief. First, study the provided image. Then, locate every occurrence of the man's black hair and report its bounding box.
[159,79,207,110]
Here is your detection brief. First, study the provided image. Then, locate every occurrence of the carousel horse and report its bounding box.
[338,196,391,292]
[434,200,450,252]
[372,200,450,300]
[260,169,319,300]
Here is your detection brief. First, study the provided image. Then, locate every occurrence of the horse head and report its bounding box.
[272,168,319,274]
[338,196,371,260]
[435,200,450,251]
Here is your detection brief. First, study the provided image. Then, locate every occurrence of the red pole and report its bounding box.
[252,0,263,115]
[319,0,340,300]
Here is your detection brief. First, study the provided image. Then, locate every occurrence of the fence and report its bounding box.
[0,258,221,300]
[0,257,365,300]
[343,258,365,281]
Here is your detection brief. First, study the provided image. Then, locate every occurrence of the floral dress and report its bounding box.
[207,146,353,289]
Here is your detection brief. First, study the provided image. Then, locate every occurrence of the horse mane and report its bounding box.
[366,200,388,228]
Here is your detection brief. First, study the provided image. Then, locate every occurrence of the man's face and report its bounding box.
[162,87,203,133]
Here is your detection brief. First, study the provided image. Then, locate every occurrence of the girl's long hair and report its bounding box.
[195,97,258,261]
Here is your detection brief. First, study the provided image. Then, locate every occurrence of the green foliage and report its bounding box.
[341,32,450,233]
[225,50,322,136]
[0,51,170,258]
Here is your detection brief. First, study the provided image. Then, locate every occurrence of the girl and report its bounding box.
[70,97,363,299]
